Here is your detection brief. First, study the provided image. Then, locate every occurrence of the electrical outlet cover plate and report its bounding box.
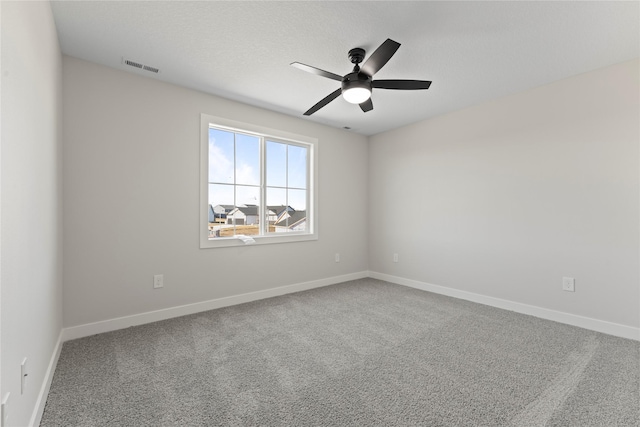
[562,277,575,292]
[153,274,164,289]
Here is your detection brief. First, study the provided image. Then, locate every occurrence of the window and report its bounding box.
[200,114,317,248]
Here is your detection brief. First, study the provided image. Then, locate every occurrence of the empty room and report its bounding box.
[1,1,639,426]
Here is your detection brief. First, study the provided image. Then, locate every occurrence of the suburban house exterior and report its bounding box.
[208,204,306,235]
[226,205,260,225]
[208,204,234,223]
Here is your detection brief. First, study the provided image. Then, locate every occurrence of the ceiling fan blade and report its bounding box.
[360,98,373,112]
[372,80,432,90]
[291,62,343,82]
[303,88,342,116]
[360,39,401,76]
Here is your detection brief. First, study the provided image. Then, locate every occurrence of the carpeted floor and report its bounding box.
[40,278,640,426]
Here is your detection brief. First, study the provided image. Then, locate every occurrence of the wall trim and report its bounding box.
[62,271,369,342]
[62,270,639,343]
[369,271,640,341]
[30,329,63,427]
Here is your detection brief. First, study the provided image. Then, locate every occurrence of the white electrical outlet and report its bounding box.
[153,274,164,289]
[393,253,399,263]
[335,253,340,263]
[21,358,27,395]
[562,277,575,292]
[2,393,10,427]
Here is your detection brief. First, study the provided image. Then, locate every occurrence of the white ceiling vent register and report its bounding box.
[122,57,160,74]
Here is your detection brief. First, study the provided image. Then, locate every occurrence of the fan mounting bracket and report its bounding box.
[348,48,366,65]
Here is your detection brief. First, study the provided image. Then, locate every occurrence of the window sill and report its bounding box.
[200,232,318,249]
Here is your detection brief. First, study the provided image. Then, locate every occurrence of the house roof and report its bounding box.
[235,206,259,216]
[211,204,234,213]
[276,210,306,228]
[267,205,294,216]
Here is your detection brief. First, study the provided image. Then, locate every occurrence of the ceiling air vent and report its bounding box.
[122,58,160,74]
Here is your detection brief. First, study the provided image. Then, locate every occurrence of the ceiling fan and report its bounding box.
[291,38,432,116]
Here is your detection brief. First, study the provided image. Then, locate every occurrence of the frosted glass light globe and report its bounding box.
[342,87,371,104]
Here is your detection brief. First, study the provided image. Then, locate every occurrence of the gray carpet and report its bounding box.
[40,278,640,426]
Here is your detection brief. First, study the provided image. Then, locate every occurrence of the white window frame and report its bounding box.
[200,114,318,248]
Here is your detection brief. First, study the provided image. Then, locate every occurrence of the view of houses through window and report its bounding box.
[207,126,309,239]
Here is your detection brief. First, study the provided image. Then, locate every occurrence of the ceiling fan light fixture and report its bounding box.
[342,78,372,104]
[342,86,371,104]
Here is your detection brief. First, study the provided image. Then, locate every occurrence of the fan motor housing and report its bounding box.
[342,71,372,91]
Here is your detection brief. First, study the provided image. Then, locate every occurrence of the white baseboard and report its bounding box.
[369,271,640,341]
[30,329,63,427]
[62,271,369,342]
[62,269,639,343]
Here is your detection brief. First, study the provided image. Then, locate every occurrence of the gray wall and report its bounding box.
[1,1,63,425]
[369,59,640,328]
[62,56,369,328]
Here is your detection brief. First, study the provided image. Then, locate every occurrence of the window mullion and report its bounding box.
[232,132,237,236]
[307,145,311,233]
[259,136,266,236]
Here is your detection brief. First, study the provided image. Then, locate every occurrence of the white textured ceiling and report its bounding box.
[51,1,639,136]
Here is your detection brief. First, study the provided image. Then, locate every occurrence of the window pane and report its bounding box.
[273,189,307,233]
[235,133,259,186]
[208,184,234,239]
[266,187,287,206]
[209,183,234,207]
[209,128,234,184]
[266,187,287,233]
[236,185,260,208]
[266,187,287,218]
[288,189,306,212]
[266,140,286,187]
[288,145,307,189]
[275,207,307,233]
[229,186,260,236]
